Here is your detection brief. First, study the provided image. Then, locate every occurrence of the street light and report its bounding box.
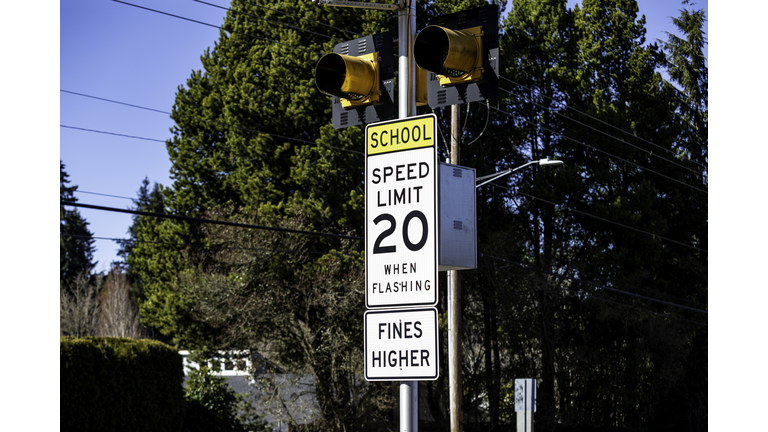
[475,157,564,188]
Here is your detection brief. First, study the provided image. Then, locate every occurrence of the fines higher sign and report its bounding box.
[365,114,438,309]
[364,308,439,381]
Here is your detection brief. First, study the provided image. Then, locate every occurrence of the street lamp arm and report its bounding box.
[475,161,537,188]
[475,158,563,189]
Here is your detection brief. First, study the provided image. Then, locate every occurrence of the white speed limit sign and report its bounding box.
[365,114,438,309]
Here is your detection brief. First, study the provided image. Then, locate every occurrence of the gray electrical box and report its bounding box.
[438,163,477,271]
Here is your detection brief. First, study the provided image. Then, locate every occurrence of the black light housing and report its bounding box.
[413,5,499,108]
[314,32,394,129]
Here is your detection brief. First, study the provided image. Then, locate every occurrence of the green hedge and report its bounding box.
[60,337,185,432]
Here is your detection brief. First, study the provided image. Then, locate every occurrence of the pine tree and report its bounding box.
[650,4,708,429]
[132,1,395,346]
[663,0,707,170]
[60,161,96,287]
[447,0,707,429]
[127,2,397,429]
[496,0,578,422]
[117,177,165,299]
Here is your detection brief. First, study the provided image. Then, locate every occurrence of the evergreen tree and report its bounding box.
[663,0,707,173]
[126,2,397,429]
[453,0,706,429]
[493,2,578,426]
[60,161,96,286]
[117,177,165,299]
[132,0,394,347]
[650,3,708,429]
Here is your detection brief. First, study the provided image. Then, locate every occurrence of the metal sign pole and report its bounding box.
[515,379,536,432]
[398,2,417,432]
[398,0,416,119]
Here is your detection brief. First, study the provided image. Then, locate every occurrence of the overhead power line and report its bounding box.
[499,85,704,177]
[481,253,708,316]
[500,76,708,171]
[485,182,706,253]
[61,233,353,257]
[60,125,166,143]
[61,90,170,114]
[62,88,704,252]
[489,103,708,195]
[111,0,322,55]
[76,190,136,201]
[194,0,342,41]
[60,89,364,156]
[62,201,364,241]
[491,256,707,326]
[581,291,707,326]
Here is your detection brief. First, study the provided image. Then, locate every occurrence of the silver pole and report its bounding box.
[412,381,418,431]
[400,381,414,432]
[517,410,533,432]
[409,5,417,430]
[398,0,416,119]
[408,0,416,117]
[398,2,417,432]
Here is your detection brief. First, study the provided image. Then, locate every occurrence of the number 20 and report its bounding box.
[372,211,428,254]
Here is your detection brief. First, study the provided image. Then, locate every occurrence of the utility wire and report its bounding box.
[61,122,363,165]
[481,253,707,315]
[233,0,362,37]
[499,85,704,177]
[60,113,700,254]
[479,245,707,310]
[482,255,707,326]
[61,233,353,257]
[488,256,707,326]
[569,270,708,315]
[61,90,170,115]
[76,190,136,201]
[111,0,322,55]
[485,182,706,253]
[60,125,165,143]
[60,89,364,156]
[489,103,708,195]
[581,291,707,326]
[195,0,342,41]
[62,201,364,241]
[500,76,708,171]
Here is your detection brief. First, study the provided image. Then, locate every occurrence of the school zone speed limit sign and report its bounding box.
[365,114,438,309]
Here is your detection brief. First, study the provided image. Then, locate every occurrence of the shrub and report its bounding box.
[60,337,185,432]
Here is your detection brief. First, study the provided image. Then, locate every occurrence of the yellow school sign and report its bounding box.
[366,114,436,155]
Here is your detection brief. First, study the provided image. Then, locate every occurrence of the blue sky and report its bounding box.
[58,0,709,274]
[60,0,228,273]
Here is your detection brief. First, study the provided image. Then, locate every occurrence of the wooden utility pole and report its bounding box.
[448,104,463,432]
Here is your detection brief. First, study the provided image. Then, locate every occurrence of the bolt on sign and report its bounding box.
[365,114,438,309]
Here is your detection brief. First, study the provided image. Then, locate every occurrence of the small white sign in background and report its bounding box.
[515,378,537,412]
